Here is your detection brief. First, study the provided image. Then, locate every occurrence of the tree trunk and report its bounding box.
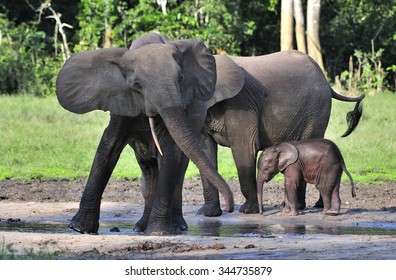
[157,0,168,15]
[280,0,294,51]
[294,0,307,53]
[103,0,112,48]
[307,0,324,71]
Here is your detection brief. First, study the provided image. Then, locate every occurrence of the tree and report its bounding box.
[307,0,324,71]
[293,0,306,53]
[26,0,73,61]
[280,0,293,51]
[76,0,122,50]
[279,0,324,71]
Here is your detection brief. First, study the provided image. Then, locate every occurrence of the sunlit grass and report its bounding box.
[0,95,139,180]
[0,93,395,184]
[325,93,396,184]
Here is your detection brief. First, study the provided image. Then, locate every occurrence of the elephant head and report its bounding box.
[56,33,244,212]
[256,143,299,213]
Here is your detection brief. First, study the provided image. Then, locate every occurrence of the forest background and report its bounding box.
[1,0,395,95]
[0,0,395,184]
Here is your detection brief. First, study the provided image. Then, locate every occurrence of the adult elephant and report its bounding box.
[56,33,241,235]
[197,50,365,216]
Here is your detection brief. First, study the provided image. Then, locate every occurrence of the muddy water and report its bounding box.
[1,218,395,237]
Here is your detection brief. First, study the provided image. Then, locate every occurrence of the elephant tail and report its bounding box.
[331,90,365,137]
[343,167,356,198]
[338,151,356,198]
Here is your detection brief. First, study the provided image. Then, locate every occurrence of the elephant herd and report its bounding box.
[56,33,365,235]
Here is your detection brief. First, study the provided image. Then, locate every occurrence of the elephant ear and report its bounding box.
[277,143,299,172]
[170,39,217,104]
[56,48,144,117]
[205,55,245,108]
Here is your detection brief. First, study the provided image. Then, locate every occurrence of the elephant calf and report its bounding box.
[257,139,356,216]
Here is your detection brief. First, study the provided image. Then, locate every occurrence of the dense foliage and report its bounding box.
[0,0,395,95]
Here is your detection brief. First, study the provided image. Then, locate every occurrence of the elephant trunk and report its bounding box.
[257,175,265,214]
[160,106,234,212]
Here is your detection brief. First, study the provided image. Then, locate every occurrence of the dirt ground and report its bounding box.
[0,178,395,260]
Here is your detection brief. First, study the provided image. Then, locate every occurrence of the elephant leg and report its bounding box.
[283,181,299,216]
[197,134,222,216]
[69,116,129,234]
[325,183,341,216]
[297,179,307,210]
[323,168,342,216]
[319,187,332,214]
[133,156,158,233]
[144,138,186,235]
[282,188,292,214]
[171,154,189,232]
[313,195,324,208]
[232,147,259,214]
[317,166,342,216]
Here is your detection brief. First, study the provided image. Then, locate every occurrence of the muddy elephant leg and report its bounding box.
[144,137,187,235]
[232,147,260,214]
[297,179,307,210]
[282,172,300,216]
[171,154,190,232]
[69,116,129,234]
[325,183,341,216]
[319,187,332,215]
[133,156,158,233]
[313,195,324,208]
[318,166,342,216]
[198,134,222,216]
[282,188,292,214]
[283,185,299,216]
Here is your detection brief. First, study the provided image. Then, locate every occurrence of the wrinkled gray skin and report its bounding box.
[56,33,243,235]
[257,139,356,216]
[198,51,364,216]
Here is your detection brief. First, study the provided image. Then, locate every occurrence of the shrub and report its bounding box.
[0,15,61,96]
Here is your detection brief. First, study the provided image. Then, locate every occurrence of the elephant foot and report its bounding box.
[281,207,299,216]
[140,218,187,235]
[197,204,222,217]
[281,200,306,210]
[313,197,324,208]
[133,216,149,233]
[324,209,340,216]
[135,211,187,233]
[145,221,175,236]
[173,213,188,232]
[69,209,99,234]
[239,201,260,214]
[297,201,306,210]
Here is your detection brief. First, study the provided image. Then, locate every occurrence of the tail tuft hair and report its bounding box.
[341,96,364,137]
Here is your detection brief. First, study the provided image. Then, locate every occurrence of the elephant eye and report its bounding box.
[179,73,184,83]
[133,81,143,92]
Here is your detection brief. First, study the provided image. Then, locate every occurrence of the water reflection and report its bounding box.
[185,220,394,237]
[1,219,395,237]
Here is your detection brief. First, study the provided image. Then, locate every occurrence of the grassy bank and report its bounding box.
[0,93,395,184]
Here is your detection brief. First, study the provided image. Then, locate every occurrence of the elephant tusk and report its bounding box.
[149,117,163,156]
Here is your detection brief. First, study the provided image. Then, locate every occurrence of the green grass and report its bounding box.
[1,238,57,260]
[0,95,138,180]
[0,93,395,184]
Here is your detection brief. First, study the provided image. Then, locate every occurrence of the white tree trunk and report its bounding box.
[307,0,324,71]
[280,0,294,51]
[157,0,168,15]
[294,0,306,53]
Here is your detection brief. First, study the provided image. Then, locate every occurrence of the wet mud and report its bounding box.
[0,179,395,259]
